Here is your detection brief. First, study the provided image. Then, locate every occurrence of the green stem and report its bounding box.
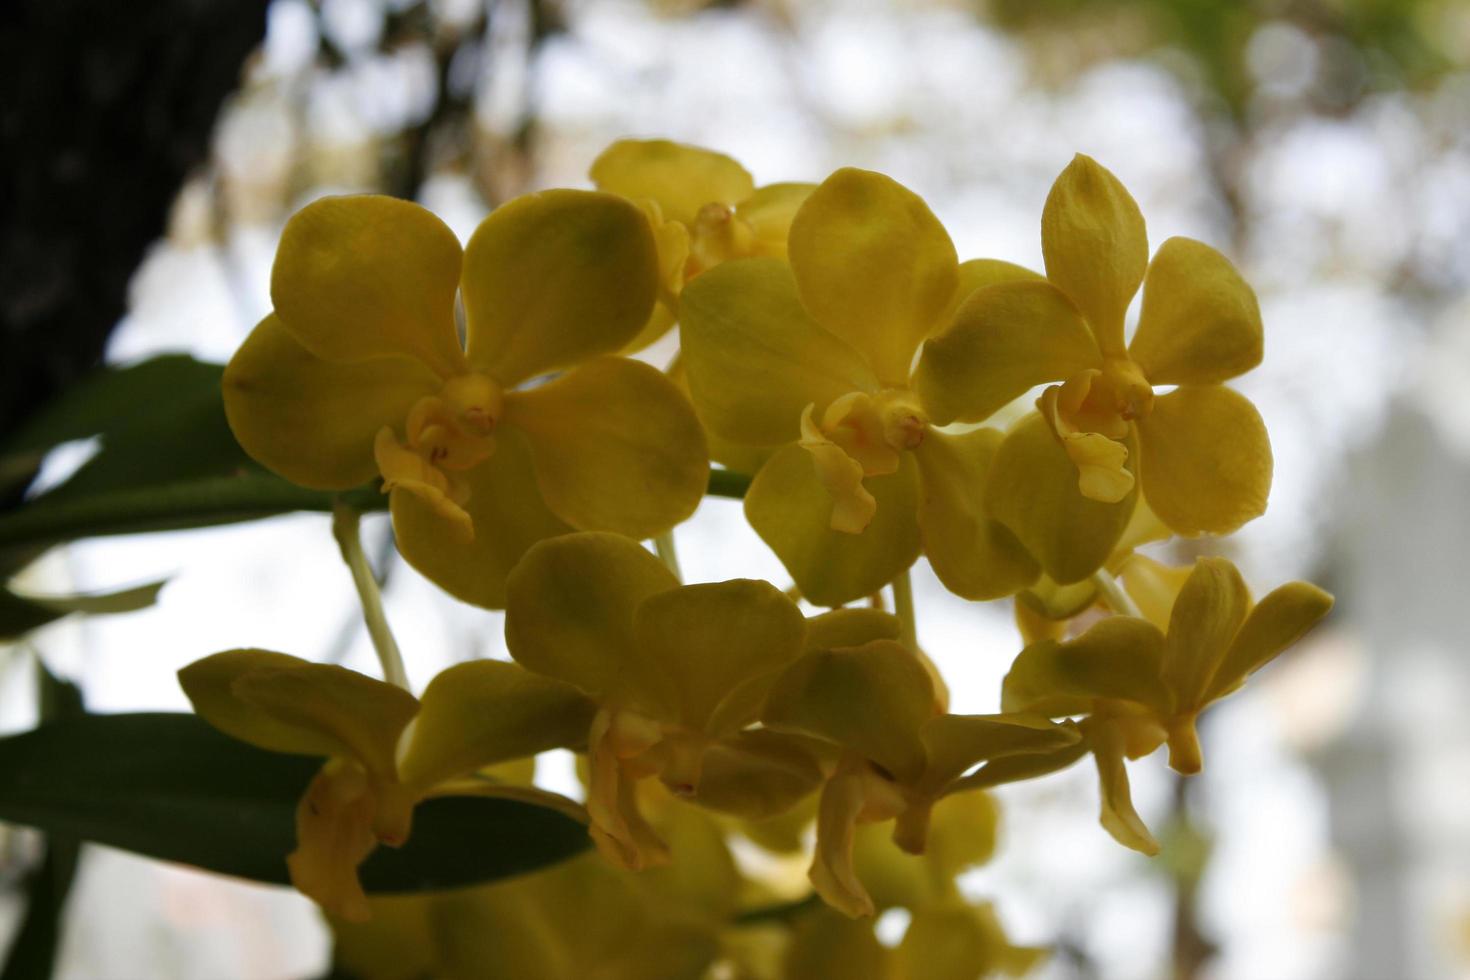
[653,530,683,582]
[1091,568,1142,619]
[331,502,409,691]
[891,569,918,650]
[0,470,752,558]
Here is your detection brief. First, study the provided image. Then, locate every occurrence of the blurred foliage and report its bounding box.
[984,0,1463,116]
[0,663,82,980]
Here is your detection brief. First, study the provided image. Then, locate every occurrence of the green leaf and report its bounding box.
[2,356,251,501]
[0,663,85,980]
[0,468,751,570]
[0,580,167,641]
[0,714,589,892]
[20,580,166,616]
[0,473,381,566]
[0,590,62,641]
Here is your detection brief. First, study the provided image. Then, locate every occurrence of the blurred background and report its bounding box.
[2,0,1468,977]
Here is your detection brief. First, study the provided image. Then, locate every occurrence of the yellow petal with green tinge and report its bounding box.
[914,280,1100,425]
[1015,597,1067,646]
[229,660,419,782]
[180,649,368,762]
[590,138,754,225]
[914,428,1039,601]
[503,357,707,539]
[738,182,816,256]
[504,532,680,711]
[810,766,880,919]
[270,195,465,377]
[327,893,435,977]
[1130,237,1263,385]
[940,257,1045,325]
[788,168,958,384]
[1118,554,1193,632]
[746,445,922,608]
[1084,717,1159,855]
[462,190,658,387]
[1207,581,1334,703]
[899,901,1047,980]
[1001,616,1168,717]
[633,579,807,734]
[762,641,934,784]
[620,295,680,357]
[805,608,903,651]
[1136,385,1272,536]
[1040,154,1148,355]
[688,729,827,821]
[223,315,440,491]
[851,795,996,909]
[1111,494,1173,557]
[681,257,878,446]
[1017,573,1098,622]
[399,661,595,793]
[585,708,670,871]
[288,761,380,923]
[391,427,572,609]
[783,906,889,974]
[895,904,1000,980]
[952,735,1088,794]
[921,792,1000,889]
[917,713,1081,795]
[1159,559,1250,773]
[985,413,1137,584]
[1160,557,1251,710]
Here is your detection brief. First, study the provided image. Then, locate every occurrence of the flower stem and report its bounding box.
[653,530,683,582]
[331,501,409,691]
[891,569,918,650]
[1091,568,1143,619]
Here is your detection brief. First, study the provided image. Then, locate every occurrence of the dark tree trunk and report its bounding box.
[0,0,268,442]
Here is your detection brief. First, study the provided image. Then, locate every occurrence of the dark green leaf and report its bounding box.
[0,355,250,502]
[1,664,86,980]
[0,590,62,640]
[0,713,589,892]
[0,580,167,642]
[0,468,749,566]
[0,473,384,569]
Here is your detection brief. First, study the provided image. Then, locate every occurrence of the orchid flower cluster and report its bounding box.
[183,139,1331,977]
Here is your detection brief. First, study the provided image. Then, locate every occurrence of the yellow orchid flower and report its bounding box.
[759,634,1078,917]
[782,788,1046,980]
[333,850,725,980]
[680,168,1044,606]
[774,773,1046,978]
[1009,495,1175,642]
[850,790,996,912]
[222,191,708,609]
[590,138,815,351]
[894,900,1048,980]
[914,154,1271,586]
[1000,557,1333,854]
[178,651,594,921]
[503,531,809,871]
[857,800,1049,978]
